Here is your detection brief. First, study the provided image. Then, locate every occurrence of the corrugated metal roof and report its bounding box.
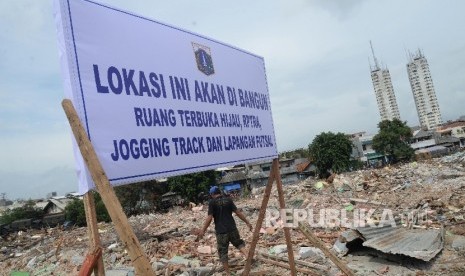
[437,136,460,144]
[247,170,270,180]
[356,224,443,261]
[48,198,73,212]
[413,130,434,139]
[415,145,447,154]
[218,171,247,184]
[35,201,48,209]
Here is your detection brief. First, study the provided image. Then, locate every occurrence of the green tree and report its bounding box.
[114,180,167,216]
[168,170,219,203]
[64,191,111,226]
[279,148,310,159]
[64,199,86,226]
[309,132,353,178]
[372,119,414,162]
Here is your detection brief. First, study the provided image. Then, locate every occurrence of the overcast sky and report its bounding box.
[1,0,464,199]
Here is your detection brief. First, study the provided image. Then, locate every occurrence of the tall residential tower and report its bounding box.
[407,49,442,130]
[369,42,401,121]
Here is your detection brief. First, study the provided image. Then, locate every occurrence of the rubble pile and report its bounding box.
[1,156,465,275]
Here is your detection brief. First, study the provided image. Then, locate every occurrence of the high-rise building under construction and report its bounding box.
[406,49,442,130]
[369,42,401,121]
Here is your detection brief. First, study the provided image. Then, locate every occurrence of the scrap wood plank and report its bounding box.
[243,158,297,276]
[243,159,278,275]
[249,270,273,276]
[62,99,154,276]
[298,222,355,276]
[78,247,102,276]
[274,163,297,276]
[349,198,385,205]
[83,192,105,275]
[256,255,319,276]
[257,250,329,271]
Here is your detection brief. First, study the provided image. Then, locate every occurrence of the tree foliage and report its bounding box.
[279,147,310,159]
[64,180,168,226]
[64,192,110,227]
[0,200,44,225]
[372,119,414,163]
[309,132,353,178]
[64,199,86,226]
[114,180,167,216]
[168,170,219,203]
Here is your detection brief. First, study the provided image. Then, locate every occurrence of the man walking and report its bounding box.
[198,186,253,274]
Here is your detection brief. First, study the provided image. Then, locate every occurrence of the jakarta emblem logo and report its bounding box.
[192,42,215,76]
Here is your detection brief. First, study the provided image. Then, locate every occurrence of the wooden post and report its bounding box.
[82,192,105,275]
[79,247,103,276]
[62,99,154,276]
[274,166,297,276]
[243,159,277,275]
[242,159,297,275]
[298,222,355,276]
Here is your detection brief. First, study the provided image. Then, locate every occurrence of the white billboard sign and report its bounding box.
[54,0,278,194]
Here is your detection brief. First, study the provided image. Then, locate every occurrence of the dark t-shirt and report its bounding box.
[208,196,238,234]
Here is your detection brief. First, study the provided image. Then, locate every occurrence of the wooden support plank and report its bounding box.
[273,164,297,276]
[79,247,102,276]
[249,270,273,276]
[62,99,154,276]
[257,250,329,271]
[83,192,104,275]
[242,159,278,275]
[298,222,355,276]
[256,255,319,276]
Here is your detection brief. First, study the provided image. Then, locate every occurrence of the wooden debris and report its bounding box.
[257,250,329,272]
[298,222,355,276]
[249,270,274,275]
[256,255,320,276]
[78,247,102,276]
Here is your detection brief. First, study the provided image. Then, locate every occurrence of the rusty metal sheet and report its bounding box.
[356,224,443,261]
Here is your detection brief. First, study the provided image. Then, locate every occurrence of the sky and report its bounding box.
[1,0,464,199]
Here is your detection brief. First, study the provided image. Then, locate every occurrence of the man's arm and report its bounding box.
[234,210,253,231]
[198,215,213,239]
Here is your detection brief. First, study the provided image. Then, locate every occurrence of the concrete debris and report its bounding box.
[451,235,465,251]
[26,256,37,269]
[107,242,119,250]
[187,266,213,276]
[191,205,204,212]
[105,268,135,276]
[269,244,288,255]
[298,247,326,263]
[196,245,212,254]
[70,254,85,266]
[169,255,191,266]
[1,154,465,275]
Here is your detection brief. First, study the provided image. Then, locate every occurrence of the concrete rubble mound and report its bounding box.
[1,154,465,275]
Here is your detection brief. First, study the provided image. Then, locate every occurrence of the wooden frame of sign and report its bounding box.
[63,98,297,276]
[62,99,155,276]
[242,158,297,276]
